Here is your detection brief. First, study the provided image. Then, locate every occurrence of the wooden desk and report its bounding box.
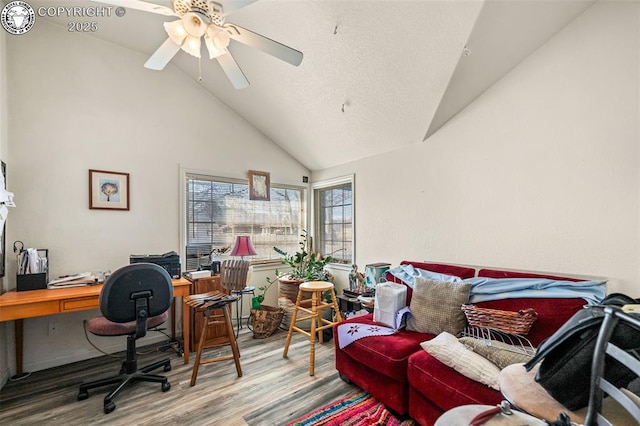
[0,277,192,377]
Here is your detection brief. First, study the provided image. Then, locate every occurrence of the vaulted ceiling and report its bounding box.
[27,0,596,170]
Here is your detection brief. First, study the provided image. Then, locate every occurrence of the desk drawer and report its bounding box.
[61,297,99,312]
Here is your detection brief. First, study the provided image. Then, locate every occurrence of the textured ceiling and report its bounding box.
[24,0,595,170]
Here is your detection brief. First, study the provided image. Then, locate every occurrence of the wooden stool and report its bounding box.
[282,281,343,376]
[186,293,242,387]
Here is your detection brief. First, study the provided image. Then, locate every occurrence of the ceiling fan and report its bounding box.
[92,0,303,89]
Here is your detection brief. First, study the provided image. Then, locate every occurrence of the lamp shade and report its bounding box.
[230,236,257,257]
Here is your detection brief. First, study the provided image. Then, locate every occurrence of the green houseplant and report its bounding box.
[272,229,333,282]
[270,230,334,329]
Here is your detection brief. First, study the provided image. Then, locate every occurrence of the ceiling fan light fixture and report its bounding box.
[163,20,188,45]
[182,10,209,38]
[204,37,226,59]
[205,26,231,58]
[182,35,202,58]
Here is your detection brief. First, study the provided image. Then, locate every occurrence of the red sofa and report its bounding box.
[334,261,590,425]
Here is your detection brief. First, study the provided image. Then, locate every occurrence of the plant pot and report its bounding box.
[250,305,284,339]
[277,277,304,330]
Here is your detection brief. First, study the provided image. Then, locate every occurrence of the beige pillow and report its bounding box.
[459,337,534,369]
[421,332,501,390]
[407,278,471,336]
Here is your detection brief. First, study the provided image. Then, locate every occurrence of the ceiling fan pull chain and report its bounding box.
[198,57,203,83]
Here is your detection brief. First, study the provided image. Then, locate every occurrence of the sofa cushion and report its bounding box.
[387,261,476,304]
[406,278,471,336]
[407,349,502,411]
[459,337,534,369]
[388,263,463,285]
[402,261,476,279]
[334,313,431,381]
[477,268,585,281]
[420,332,501,390]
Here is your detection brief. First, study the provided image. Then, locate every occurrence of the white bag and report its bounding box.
[373,282,407,329]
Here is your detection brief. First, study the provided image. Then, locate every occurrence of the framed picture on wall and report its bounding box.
[248,170,270,201]
[89,169,130,210]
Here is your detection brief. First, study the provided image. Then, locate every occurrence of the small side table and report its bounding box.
[337,294,374,316]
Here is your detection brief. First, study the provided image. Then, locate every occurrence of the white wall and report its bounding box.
[314,1,639,295]
[3,20,308,375]
[0,27,10,386]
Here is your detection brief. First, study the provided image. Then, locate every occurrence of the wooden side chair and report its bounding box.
[185,291,242,386]
[220,259,253,336]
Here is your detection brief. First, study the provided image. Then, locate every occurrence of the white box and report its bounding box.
[187,270,211,279]
[374,282,407,329]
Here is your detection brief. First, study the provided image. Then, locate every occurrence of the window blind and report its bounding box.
[185,173,305,271]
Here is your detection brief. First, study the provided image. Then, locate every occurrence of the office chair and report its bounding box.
[499,305,640,425]
[219,259,252,336]
[77,263,173,414]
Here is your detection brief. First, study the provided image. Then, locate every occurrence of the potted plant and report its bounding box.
[272,230,334,329]
[274,229,333,282]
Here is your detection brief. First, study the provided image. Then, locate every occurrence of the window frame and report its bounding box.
[180,167,307,269]
[311,174,355,265]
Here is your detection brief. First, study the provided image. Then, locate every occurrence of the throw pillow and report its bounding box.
[406,278,471,336]
[459,337,534,369]
[421,332,501,390]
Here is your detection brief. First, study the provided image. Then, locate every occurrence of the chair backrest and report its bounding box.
[100,263,173,337]
[585,306,640,425]
[220,259,250,292]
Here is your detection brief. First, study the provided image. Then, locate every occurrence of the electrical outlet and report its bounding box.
[48,323,58,335]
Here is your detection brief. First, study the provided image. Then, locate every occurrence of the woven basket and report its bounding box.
[461,304,538,335]
[250,305,285,339]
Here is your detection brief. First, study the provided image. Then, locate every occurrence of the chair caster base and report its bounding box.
[162,381,171,392]
[104,401,115,414]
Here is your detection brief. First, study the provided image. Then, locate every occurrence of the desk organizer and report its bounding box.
[17,248,49,291]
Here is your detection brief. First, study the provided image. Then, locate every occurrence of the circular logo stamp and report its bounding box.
[1,1,35,35]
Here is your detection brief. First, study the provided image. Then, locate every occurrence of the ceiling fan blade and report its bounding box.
[216,53,250,89]
[144,38,181,70]
[218,0,259,17]
[90,0,176,16]
[226,24,303,66]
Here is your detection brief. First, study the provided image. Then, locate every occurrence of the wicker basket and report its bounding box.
[461,304,538,335]
[250,305,285,339]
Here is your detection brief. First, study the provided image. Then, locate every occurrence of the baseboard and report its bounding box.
[0,364,10,389]
[22,334,178,373]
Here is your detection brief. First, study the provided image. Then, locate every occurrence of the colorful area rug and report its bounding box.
[286,390,415,426]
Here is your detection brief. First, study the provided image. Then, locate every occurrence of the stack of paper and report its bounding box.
[48,273,96,288]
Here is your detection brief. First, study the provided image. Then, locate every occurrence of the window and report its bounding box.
[184,173,305,271]
[313,175,354,264]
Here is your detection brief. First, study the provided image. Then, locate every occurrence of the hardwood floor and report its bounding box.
[0,327,357,425]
